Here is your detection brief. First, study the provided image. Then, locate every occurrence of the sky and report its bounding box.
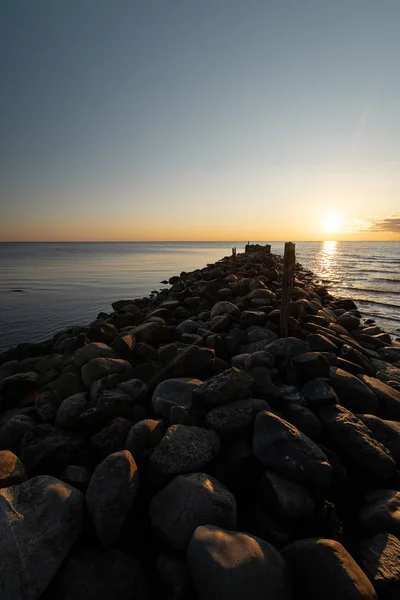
[0,0,399,242]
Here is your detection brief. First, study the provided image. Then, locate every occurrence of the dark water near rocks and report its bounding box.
[0,241,399,352]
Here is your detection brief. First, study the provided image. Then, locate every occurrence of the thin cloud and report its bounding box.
[367,215,400,232]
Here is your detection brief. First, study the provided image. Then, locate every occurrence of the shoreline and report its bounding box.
[1,247,400,598]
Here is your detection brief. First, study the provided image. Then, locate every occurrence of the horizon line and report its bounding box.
[0,239,399,244]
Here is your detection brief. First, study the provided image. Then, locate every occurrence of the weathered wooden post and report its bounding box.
[232,246,237,272]
[280,242,296,337]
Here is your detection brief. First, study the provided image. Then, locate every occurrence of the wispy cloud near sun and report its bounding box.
[367,215,400,232]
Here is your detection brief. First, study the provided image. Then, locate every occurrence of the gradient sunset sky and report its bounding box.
[1,0,400,242]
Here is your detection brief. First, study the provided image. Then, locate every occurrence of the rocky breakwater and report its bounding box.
[1,248,400,599]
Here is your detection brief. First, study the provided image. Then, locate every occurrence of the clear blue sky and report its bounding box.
[1,0,399,241]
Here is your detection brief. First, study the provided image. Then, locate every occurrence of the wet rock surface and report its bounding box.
[0,246,399,598]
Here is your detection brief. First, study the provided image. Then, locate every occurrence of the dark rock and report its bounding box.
[265,337,311,359]
[82,358,132,388]
[112,299,134,311]
[355,532,400,600]
[87,322,118,344]
[305,334,338,353]
[301,378,338,408]
[205,398,270,436]
[187,525,291,600]
[35,390,62,423]
[330,367,379,414]
[52,546,149,600]
[337,357,365,375]
[0,450,26,488]
[192,368,254,411]
[260,470,315,519]
[149,472,237,550]
[116,378,148,403]
[244,351,275,370]
[21,424,84,477]
[0,412,36,453]
[149,425,220,477]
[1,371,39,403]
[42,371,83,399]
[91,417,132,461]
[86,450,139,546]
[125,419,166,462]
[293,352,330,384]
[55,392,88,431]
[73,342,116,367]
[0,475,83,600]
[152,377,202,418]
[112,333,136,360]
[317,404,396,479]
[357,414,400,465]
[133,321,170,346]
[240,310,267,328]
[358,375,400,420]
[282,537,377,600]
[359,489,400,536]
[210,301,240,320]
[60,465,91,493]
[253,411,332,489]
[339,345,374,375]
[283,403,324,441]
[158,343,216,378]
[337,312,361,331]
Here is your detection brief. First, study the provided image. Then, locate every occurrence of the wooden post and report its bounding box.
[232,247,237,272]
[280,242,295,337]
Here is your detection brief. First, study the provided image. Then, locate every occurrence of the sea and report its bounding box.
[0,241,399,353]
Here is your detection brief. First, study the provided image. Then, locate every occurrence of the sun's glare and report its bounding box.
[322,214,341,233]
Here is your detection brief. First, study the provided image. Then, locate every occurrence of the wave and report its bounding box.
[350,298,400,310]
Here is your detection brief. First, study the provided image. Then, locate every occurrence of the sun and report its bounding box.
[321,214,341,234]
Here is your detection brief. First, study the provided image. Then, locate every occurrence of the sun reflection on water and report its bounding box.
[312,240,339,283]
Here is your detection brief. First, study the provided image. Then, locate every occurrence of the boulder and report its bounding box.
[260,470,315,519]
[357,414,400,465]
[355,533,400,600]
[86,450,139,546]
[301,378,338,408]
[149,472,237,550]
[152,377,202,418]
[149,425,220,477]
[282,537,377,600]
[116,378,148,403]
[158,344,216,378]
[253,411,332,489]
[112,332,137,360]
[0,450,25,488]
[81,358,132,388]
[210,301,240,320]
[192,368,254,411]
[73,342,116,367]
[0,476,83,600]
[61,465,91,493]
[0,412,36,453]
[317,404,396,479]
[337,312,361,331]
[35,390,62,423]
[1,371,39,403]
[187,525,291,600]
[305,334,338,353]
[87,322,118,344]
[205,398,270,436]
[358,375,400,421]
[293,352,330,384]
[90,417,132,461]
[330,368,379,414]
[133,322,170,346]
[55,392,88,431]
[20,424,83,477]
[125,419,166,462]
[42,371,82,399]
[51,546,149,600]
[359,489,400,536]
[265,337,310,359]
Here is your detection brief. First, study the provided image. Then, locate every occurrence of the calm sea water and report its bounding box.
[0,241,399,352]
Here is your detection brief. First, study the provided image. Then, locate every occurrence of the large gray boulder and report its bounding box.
[86,450,139,546]
[0,476,83,600]
[73,342,116,367]
[151,377,202,418]
[149,472,237,550]
[330,368,379,414]
[192,368,253,411]
[317,404,396,479]
[253,411,332,490]
[187,525,291,600]
[205,398,270,436]
[282,537,376,600]
[81,358,132,388]
[358,375,400,421]
[149,425,220,477]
